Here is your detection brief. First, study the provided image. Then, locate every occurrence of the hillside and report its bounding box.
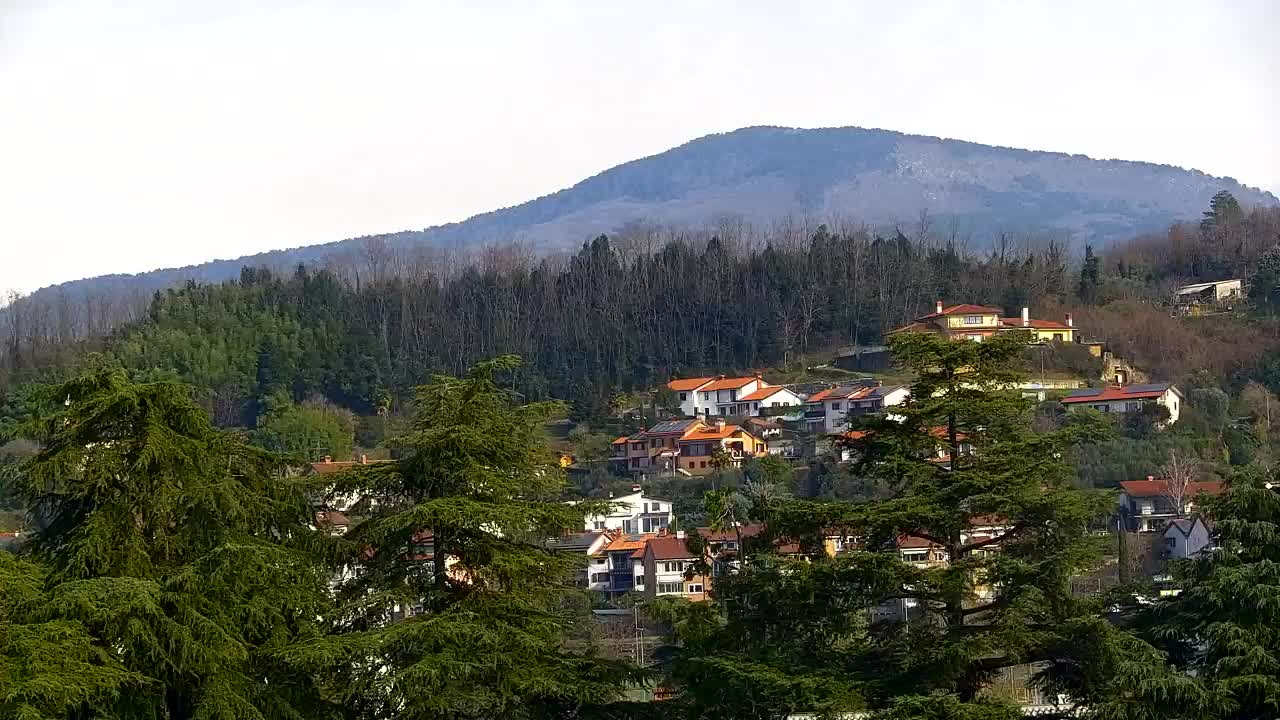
[27,126,1277,302]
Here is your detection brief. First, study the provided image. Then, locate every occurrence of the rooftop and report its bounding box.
[739,385,788,402]
[1119,479,1224,498]
[647,535,696,560]
[1062,384,1175,404]
[668,377,714,391]
[702,376,760,391]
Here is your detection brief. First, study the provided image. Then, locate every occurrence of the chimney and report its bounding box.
[1021,307,1030,327]
[1066,313,1073,327]
[321,455,332,464]
[632,484,642,493]
[360,454,367,465]
[658,527,668,537]
[715,418,726,431]
[935,299,944,314]
[676,530,686,539]
[1147,475,1154,482]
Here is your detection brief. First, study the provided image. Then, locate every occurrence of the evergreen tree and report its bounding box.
[325,356,633,720]
[1079,244,1101,304]
[666,332,1110,717]
[12,369,337,719]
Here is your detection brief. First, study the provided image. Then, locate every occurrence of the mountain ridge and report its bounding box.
[24,125,1279,298]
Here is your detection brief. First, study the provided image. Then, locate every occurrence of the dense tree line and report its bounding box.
[1,222,1076,425]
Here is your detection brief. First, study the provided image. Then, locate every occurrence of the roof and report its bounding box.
[546,531,606,552]
[1119,479,1224,498]
[1176,279,1241,295]
[611,436,630,445]
[811,384,902,403]
[897,535,940,549]
[702,376,759,391]
[918,303,1003,319]
[681,424,752,441]
[647,535,696,560]
[1000,318,1072,330]
[599,533,655,555]
[309,458,390,475]
[644,419,702,435]
[747,416,781,429]
[1062,384,1175,404]
[668,377,714,391]
[739,385,789,402]
[886,321,935,335]
[315,510,351,527]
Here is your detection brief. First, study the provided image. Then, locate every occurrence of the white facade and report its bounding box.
[1065,385,1183,425]
[669,377,802,417]
[1164,518,1211,559]
[581,490,674,533]
[807,386,909,433]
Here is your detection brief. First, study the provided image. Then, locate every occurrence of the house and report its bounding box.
[307,454,390,511]
[314,509,351,536]
[580,486,674,534]
[642,532,709,601]
[1061,383,1184,424]
[611,419,702,473]
[1164,516,1213,560]
[589,532,654,599]
[999,307,1078,343]
[805,384,909,434]
[612,418,768,477]
[676,419,768,476]
[1119,477,1224,532]
[666,376,804,417]
[1174,279,1243,315]
[890,300,1078,343]
[545,531,613,587]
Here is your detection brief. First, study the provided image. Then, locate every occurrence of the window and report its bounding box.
[1125,402,1140,412]
[831,402,842,411]
[753,402,759,411]
[610,554,630,571]
[650,439,659,448]
[630,457,640,467]
[902,550,928,563]
[702,392,711,400]
[964,315,982,325]
[966,334,984,342]
[591,572,609,584]
[623,519,636,533]
[657,582,683,594]
[593,520,606,530]
[679,392,687,401]
[687,583,704,594]
[661,561,685,573]
[642,516,668,533]
[700,461,707,468]
[642,503,649,512]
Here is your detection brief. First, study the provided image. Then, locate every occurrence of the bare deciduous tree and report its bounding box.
[1160,449,1200,516]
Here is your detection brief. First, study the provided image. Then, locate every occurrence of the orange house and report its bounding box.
[676,419,768,476]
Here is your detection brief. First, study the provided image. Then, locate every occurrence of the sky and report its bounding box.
[1,0,1276,297]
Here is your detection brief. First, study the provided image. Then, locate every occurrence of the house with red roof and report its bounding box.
[642,531,708,601]
[805,383,909,434]
[590,532,655,599]
[1119,476,1224,532]
[666,375,803,417]
[890,300,1078,344]
[1061,383,1183,424]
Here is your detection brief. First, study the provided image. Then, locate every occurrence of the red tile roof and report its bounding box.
[698,523,766,542]
[681,424,756,441]
[309,458,390,475]
[1119,479,1224,498]
[702,376,759,391]
[739,385,788,402]
[598,533,655,556]
[647,535,696,560]
[919,304,1003,319]
[1061,386,1172,404]
[668,377,714,391]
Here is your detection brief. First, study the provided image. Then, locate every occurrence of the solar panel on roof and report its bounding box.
[1067,388,1104,397]
[1125,384,1167,394]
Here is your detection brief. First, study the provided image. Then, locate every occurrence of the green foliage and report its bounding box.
[664,331,1111,717]
[324,356,635,719]
[252,391,355,460]
[0,553,141,720]
[11,369,337,719]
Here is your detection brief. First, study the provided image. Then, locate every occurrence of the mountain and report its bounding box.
[26,126,1280,299]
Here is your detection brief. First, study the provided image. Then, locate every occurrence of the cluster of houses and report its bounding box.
[618,302,1185,478]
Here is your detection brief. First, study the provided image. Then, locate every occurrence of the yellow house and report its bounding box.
[676,419,768,476]
[891,301,1077,343]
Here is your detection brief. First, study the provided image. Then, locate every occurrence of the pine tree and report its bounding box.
[1079,244,1102,304]
[325,356,634,720]
[666,331,1111,718]
[12,369,338,719]
[0,553,140,720]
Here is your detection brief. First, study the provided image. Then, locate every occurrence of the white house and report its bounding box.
[589,533,652,599]
[1164,516,1213,560]
[666,376,802,417]
[581,487,673,534]
[1060,383,1184,425]
[1119,477,1224,533]
[805,384,909,434]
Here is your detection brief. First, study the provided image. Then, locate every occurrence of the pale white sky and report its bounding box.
[1,0,1276,296]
